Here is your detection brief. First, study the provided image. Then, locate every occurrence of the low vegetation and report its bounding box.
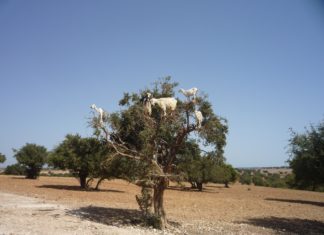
[238,169,293,189]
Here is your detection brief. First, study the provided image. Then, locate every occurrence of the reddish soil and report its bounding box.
[0,175,323,234]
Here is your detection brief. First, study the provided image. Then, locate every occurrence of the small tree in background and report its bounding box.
[288,121,324,191]
[14,143,48,179]
[239,170,252,185]
[4,163,26,175]
[177,143,236,190]
[213,164,238,188]
[49,134,109,189]
[0,153,6,164]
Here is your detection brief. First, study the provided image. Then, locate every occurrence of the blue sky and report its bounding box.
[1,0,323,167]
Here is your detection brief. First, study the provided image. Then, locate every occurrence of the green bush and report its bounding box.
[4,164,26,175]
[239,171,252,185]
[14,143,48,179]
[252,172,266,186]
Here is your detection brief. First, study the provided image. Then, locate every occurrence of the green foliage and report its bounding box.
[0,153,6,163]
[4,163,26,175]
[14,143,48,179]
[264,173,284,188]
[252,171,266,186]
[239,171,252,185]
[288,121,324,191]
[93,156,141,190]
[49,134,108,188]
[213,164,238,187]
[239,169,292,189]
[90,77,228,228]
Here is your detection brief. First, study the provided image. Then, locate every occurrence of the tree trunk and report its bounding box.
[79,174,87,189]
[197,182,203,191]
[153,177,168,229]
[191,182,197,189]
[95,177,105,190]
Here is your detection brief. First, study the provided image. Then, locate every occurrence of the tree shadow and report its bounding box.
[266,198,324,207]
[67,206,181,228]
[10,176,27,179]
[167,186,217,193]
[238,217,324,234]
[37,185,125,193]
[68,206,143,226]
[205,184,227,189]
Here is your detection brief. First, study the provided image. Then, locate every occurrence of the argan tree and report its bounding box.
[213,164,238,188]
[90,78,228,229]
[14,143,48,179]
[288,120,324,191]
[0,153,6,164]
[50,134,108,189]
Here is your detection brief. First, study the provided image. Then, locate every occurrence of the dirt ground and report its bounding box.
[0,175,323,234]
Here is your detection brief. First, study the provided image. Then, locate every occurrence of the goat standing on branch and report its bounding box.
[142,92,152,115]
[144,93,177,116]
[179,87,198,101]
[90,104,105,126]
[194,110,203,128]
[149,97,177,116]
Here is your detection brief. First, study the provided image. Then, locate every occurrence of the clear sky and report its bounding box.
[1,0,324,167]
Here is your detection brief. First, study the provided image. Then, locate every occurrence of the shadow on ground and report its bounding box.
[68,206,143,226]
[67,206,181,229]
[37,185,125,193]
[238,217,324,234]
[266,198,324,207]
[167,186,217,193]
[205,184,227,189]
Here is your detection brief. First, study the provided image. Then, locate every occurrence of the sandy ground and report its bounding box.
[0,192,168,235]
[0,175,324,234]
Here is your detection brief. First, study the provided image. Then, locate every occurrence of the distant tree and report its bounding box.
[179,155,215,191]
[14,143,48,179]
[252,171,266,186]
[49,134,109,189]
[177,141,211,191]
[213,164,238,188]
[239,171,252,185]
[0,153,6,164]
[177,141,237,190]
[4,163,26,175]
[288,121,324,191]
[92,155,139,190]
[266,173,287,188]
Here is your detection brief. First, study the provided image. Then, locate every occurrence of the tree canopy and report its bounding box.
[90,77,228,229]
[288,120,324,191]
[0,153,6,164]
[14,143,48,179]
[49,134,108,189]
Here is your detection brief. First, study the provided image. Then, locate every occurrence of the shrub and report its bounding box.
[4,164,26,175]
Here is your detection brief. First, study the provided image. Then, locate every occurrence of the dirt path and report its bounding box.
[0,192,165,235]
[0,191,269,235]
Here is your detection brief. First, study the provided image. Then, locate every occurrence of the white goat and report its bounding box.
[149,96,177,116]
[179,87,198,100]
[194,110,203,128]
[142,93,152,115]
[90,104,105,125]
